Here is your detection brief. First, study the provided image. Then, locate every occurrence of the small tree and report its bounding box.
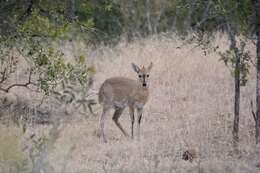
[0,1,97,122]
[251,0,260,144]
[173,0,253,151]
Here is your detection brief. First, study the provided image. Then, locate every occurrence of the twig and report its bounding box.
[0,68,7,84]
[37,95,47,108]
[250,58,257,68]
[250,100,257,122]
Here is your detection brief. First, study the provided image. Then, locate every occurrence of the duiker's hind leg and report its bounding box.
[112,107,129,137]
[100,106,110,143]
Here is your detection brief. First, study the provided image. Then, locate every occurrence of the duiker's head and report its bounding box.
[132,62,153,88]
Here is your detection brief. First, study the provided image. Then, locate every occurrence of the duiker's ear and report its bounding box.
[132,63,140,73]
[147,62,153,72]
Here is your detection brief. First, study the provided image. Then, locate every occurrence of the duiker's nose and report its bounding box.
[143,83,147,87]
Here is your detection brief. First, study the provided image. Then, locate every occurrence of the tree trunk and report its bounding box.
[67,0,76,21]
[194,0,211,30]
[184,0,196,30]
[256,28,260,144]
[233,51,240,150]
[228,27,240,151]
[252,0,260,145]
[145,0,153,34]
[172,7,178,31]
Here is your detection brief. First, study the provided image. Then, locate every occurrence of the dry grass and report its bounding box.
[1,34,260,173]
[0,124,29,173]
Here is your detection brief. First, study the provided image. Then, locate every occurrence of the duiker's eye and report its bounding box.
[146,74,149,78]
[138,75,142,78]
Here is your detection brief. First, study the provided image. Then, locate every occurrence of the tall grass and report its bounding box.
[50,34,258,172]
[1,34,259,173]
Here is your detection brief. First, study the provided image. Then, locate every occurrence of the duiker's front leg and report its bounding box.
[129,106,135,139]
[137,107,143,140]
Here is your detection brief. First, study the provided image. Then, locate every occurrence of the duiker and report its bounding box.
[98,62,153,142]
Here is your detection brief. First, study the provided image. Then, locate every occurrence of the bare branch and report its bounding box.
[250,58,257,67]
[0,67,7,84]
[0,87,8,92]
[250,100,257,122]
[0,69,35,93]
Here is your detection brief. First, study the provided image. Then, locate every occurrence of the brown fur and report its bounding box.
[98,63,152,142]
[99,77,149,106]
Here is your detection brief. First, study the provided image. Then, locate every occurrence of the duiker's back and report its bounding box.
[98,77,139,104]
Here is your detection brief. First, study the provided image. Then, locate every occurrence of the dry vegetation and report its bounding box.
[1,34,260,173]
